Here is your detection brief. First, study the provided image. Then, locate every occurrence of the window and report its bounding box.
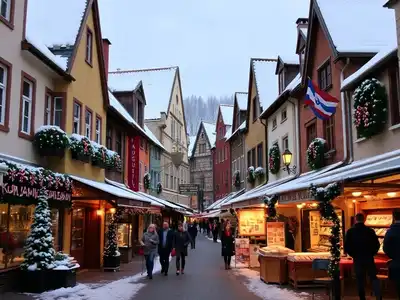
[85,28,93,65]
[170,175,173,189]
[306,121,317,146]
[251,148,256,167]
[389,64,400,125]
[73,100,81,134]
[116,132,122,155]
[318,60,332,90]
[165,174,169,188]
[247,150,251,167]
[53,97,63,127]
[252,97,258,121]
[0,60,10,130]
[139,162,142,184]
[257,143,263,167]
[19,74,35,137]
[279,71,285,93]
[84,108,92,139]
[138,101,143,126]
[300,48,306,73]
[272,117,277,129]
[199,143,206,154]
[0,0,12,25]
[95,116,101,144]
[324,117,335,150]
[281,108,287,122]
[282,136,289,150]
[44,93,51,125]
[176,94,179,104]
[171,119,175,140]
[106,126,112,149]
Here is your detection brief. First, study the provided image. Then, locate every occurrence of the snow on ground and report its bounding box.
[33,258,163,300]
[233,267,310,300]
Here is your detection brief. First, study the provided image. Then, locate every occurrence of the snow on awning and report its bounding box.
[137,192,183,210]
[71,175,151,205]
[207,189,245,210]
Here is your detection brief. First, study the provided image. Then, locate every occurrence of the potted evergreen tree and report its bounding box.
[103,209,122,271]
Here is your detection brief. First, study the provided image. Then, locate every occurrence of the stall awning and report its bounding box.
[206,189,246,211]
[137,192,184,211]
[71,175,151,206]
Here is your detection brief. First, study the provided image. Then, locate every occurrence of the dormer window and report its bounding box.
[279,71,285,94]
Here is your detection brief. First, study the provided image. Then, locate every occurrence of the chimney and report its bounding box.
[102,38,111,81]
[296,18,308,30]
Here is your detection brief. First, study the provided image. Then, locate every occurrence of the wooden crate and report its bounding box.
[259,255,288,285]
[287,260,328,288]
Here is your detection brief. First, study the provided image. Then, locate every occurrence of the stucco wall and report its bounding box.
[139,138,150,192]
[267,99,298,182]
[230,133,245,190]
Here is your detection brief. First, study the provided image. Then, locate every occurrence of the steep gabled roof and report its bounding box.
[202,122,217,147]
[219,104,234,126]
[188,136,197,159]
[275,55,299,74]
[108,67,178,120]
[235,92,248,111]
[189,121,216,159]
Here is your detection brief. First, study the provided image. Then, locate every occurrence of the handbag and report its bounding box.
[171,248,176,257]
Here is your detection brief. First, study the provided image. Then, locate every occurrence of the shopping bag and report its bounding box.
[171,249,176,257]
[138,247,144,256]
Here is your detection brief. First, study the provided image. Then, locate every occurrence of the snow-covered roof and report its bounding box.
[202,121,216,147]
[341,45,397,91]
[279,55,299,65]
[252,59,279,115]
[316,0,396,54]
[188,136,197,158]
[300,27,308,38]
[25,0,89,71]
[108,90,165,151]
[108,67,177,120]
[224,126,232,139]
[235,92,248,111]
[220,104,234,126]
[226,121,246,142]
[207,189,245,210]
[71,175,152,203]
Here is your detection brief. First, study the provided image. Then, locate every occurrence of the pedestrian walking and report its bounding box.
[158,221,174,276]
[221,221,234,270]
[383,209,400,298]
[188,221,198,249]
[344,213,381,300]
[212,220,219,242]
[173,221,192,275]
[141,224,159,279]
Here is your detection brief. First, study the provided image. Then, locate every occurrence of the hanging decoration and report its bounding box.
[263,194,278,219]
[156,182,163,194]
[34,126,70,157]
[143,173,151,190]
[353,78,388,139]
[269,143,281,174]
[70,134,93,162]
[309,182,341,278]
[91,143,108,168]
[307,138,327,170]
[233,170,241,187]
[247,166,255,184]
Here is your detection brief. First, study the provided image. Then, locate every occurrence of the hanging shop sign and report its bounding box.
[179,184,199,195]
[238,209,266,236]
[266,222,285,247]
[278,189,312,203]
[127,136,140,192]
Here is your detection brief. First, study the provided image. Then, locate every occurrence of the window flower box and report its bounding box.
[34,126,70,158]
[70,134,93,163]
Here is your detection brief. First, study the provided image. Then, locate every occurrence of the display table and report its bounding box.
[258,246,294,285]
[339,257,388,277]
[287,252,331,288]
[119,247,133,263]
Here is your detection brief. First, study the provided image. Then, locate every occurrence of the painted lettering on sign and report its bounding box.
[127,136,140,192]
[2,183,71,201]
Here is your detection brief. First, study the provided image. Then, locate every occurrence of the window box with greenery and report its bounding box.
[69,134,93,163]
[91,142,108,169]
[233,170,241,188]
[34,126,70,158]
[156,182,163,194]
[307,138,327,170]
[144,173,151,190]
[254,167,265,180]
[247,166,255,184]
[106,150,122,172]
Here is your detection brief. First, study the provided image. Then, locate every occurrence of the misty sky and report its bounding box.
[99,0,310,98]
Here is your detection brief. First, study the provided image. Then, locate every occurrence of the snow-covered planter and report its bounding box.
[52,252,79,288]
[156,182,163,194]
[104,209,122,271]
[143,172,151,190]
[34,126,70,157]
[69,134,93,163]
[269,143,281,174]
[247,166,255,184]
[254,167,265,179]
[107,150,122,171]
[353,78,388,139]
[307,138,327,170]
[91,142,108,168]
[233,170,241,187]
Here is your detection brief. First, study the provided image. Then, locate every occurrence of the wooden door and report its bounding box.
[84,208,101,269]
[301,209,311,252]
[71,208,85,267]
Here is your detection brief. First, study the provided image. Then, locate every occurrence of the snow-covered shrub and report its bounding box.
[34,126,69,156]
[91,142,108,168]
[107,150,122,171]
[69,134,93,161]
[233,170,241,187]
[156,182,163,194]
[54,252,80,270]
[247,166,255,183]
[254,167,265,179]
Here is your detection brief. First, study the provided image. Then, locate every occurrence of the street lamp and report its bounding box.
[282,149,296,175]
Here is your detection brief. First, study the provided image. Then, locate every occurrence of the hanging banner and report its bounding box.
[127,136,140,192]
[234,237,250,268]
[305,79,339,120]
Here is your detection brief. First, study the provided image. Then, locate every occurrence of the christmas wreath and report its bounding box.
[263,194,278,219]
[91,143,108,168]
[69,134,93,162]
[143,173,151,190]
[156,182,163,194]
[307,138,327,170]
[247,166,255,183]
[34,126,70,156]
[233,170,241,187]
[353,78,388,139]
[310,182,341,278]
[269,143,281,174]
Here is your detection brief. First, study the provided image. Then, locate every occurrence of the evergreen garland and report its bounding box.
[269,143,281,174]
[104,208,122,258]
[34,126,70,153]
[307,138,327,170]
[309,182,341,278]
[144,173,151,190]
[353,78,388,139]
[21,188,56,271]
[263,194,278,219]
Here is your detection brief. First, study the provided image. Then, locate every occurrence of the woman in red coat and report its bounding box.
[221,222,234,270]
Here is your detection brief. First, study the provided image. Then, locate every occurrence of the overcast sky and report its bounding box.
[99,0,310,98]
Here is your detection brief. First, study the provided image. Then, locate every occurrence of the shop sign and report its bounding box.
[278,189,312,203]
[238,209,266,236]
[234,237,250,267]
[2,183,71,201]
[127,136,140,192]
[266,222,285,246]
[179,184,199,194]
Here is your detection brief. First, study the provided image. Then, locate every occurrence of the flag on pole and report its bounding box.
[305,79,339,120]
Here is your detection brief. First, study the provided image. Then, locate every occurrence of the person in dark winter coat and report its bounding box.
[383,209,400,298]
[344,213,381,300]
[158,221,174,276]
[221,221,235,270]
[173,222,192,275]
[212,220,219,242]
[188,222,198,249]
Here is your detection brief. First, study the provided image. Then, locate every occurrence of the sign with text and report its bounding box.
[127,136,140,192]
[238,209,266,236]
[179,184,199,195]
[2,183,71,201]
[266,222,285,247]
[234,238,250,268]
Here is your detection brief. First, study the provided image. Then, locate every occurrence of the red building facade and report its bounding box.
[213,105,233,200]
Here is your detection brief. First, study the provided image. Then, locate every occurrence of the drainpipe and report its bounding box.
[260,118,268,184]
[287,98,300,176]
[340,58,352,164]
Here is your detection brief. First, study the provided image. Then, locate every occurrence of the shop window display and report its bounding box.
[71,208,85,251]
[364,212,392,254]
[117,223,132,248]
